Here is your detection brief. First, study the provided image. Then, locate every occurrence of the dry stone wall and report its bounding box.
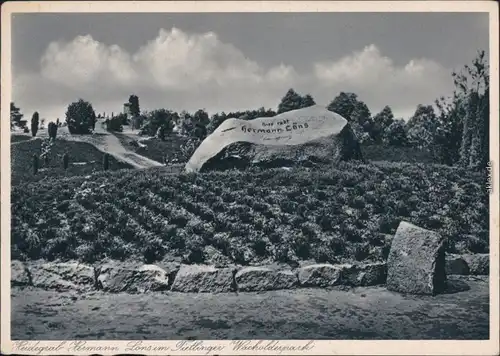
[10,252,488,294]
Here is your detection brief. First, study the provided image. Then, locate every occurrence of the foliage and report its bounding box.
[32,154,39,175]
[455,50,489,169]
[31,112,39,137]
[327,92,373,141]
[10,102,24,127]
[106,115,124,132]
[372,106,395,142]
[11,161,488,264]
[128,95,140,117]
[406,105,439,149]
[48,122,58,140]
[383,119,407,146]
[66,99,96,134]
[140,109,178,138]
[113,132,191,165]
[277,89,316,114]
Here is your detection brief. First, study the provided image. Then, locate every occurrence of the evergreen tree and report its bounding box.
[31,112,40,137]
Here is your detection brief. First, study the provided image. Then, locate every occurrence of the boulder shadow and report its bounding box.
[441,276,471,294]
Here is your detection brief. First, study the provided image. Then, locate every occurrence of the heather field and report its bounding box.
[11,161,488,266]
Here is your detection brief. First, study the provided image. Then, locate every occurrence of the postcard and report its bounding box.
[1,1,499,355]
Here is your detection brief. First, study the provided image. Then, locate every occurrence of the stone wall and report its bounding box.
[11,253,488,294]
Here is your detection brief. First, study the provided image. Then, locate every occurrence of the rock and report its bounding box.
[342,262,387,286]
[235,267,298,291]
[97,263,170,293]
[297,264,342,287]
[185,105,363,173]
[386,221,446,295]
[445,255,470,275]
[170,265,236,293]
[11,260,31,286]
[462,254,489,275]
[30,261,95,292]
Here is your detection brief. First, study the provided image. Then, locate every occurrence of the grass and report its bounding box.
[11,160,488,266]
[11,135,33,143]
[11,138,133,185]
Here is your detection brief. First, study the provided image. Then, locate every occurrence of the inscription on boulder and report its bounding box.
[185,105,362,172]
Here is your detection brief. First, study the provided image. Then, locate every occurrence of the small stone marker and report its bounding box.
[386,221,446,295]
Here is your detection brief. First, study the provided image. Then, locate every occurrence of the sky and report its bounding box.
[11,12,489,122]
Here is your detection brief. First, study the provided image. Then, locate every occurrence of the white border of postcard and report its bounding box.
[1,1,499,355]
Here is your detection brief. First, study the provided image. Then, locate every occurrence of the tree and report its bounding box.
[432,95,464,165]
[192,109,210,139]
[106,114,125,132]
[10,102,23,128]
[66,99,96,134]
[301,94,316,108]
[327,92,371,125]
[454,50,489,169]
[384,119,407,146]
[128,95,140,117]
[406,105,438,149]
[141,109,178,138]
[48,122,58,140]
[31,112,40,137]
[372,106,395,142]
[327,92,372,140]
[208,112,228,134]
[277,89,304,114]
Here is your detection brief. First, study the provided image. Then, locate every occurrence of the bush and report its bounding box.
[66,99,96,134]
[106,115,124,132]
[48,122,58,140]
[11,161,489,265]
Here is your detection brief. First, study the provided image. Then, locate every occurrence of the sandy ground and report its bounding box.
[11,122,163,169]
[11,276,489,340]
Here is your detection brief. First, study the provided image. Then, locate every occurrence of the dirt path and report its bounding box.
[11,276,489,340]
[69,121,163,169]
[13,122,164,169]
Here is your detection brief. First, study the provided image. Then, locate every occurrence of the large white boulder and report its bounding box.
[185,105,362,172]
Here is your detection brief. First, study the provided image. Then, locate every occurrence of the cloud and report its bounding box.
[313,44,453,117]
[14,29,454,122]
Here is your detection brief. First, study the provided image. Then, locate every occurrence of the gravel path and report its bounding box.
[13,122,164,169]
[11,276,489,340]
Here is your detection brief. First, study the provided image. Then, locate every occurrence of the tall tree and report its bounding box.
[384,119,407,146]
[277,89,304,114]
[65,99,96,134]
[406,105,438,149]
[372,106,395,142]
[301,94,316,108]
[327,92,372,141]
[128,95,140,117]
[31,112,40,137]
[454,50,489,169]
[10,102,23,127]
